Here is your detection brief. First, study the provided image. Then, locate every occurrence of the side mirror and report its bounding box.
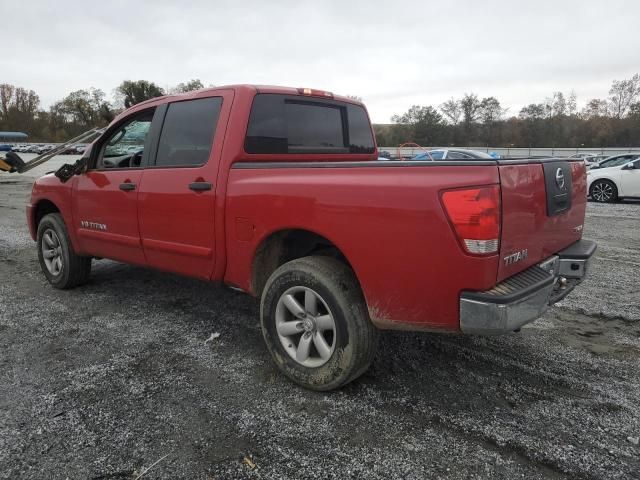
[622,162,638,170]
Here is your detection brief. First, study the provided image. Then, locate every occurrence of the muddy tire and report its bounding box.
[589,179,618,203]
[260,256,378,391]
[37,213,91,289]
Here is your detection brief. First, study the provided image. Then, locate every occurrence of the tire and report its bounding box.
[260,256,378,391]
[37,213,91,289]
[590,179,618,203]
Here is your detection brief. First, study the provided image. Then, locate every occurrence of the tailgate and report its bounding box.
[497,159,587,282]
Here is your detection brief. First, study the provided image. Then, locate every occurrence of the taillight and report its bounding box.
[441,185,501,255]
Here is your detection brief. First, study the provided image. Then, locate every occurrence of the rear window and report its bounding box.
[245,94,375,154]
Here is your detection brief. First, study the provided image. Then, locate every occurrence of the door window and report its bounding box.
[447,151,473,159]
[97,110,154,169]
[154,97,222,167]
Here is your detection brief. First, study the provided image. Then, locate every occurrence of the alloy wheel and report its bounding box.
[592,182,613,202]
[275,286,337,368]
[42,229,64,276]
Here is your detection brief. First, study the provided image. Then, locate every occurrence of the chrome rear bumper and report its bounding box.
[459,239,596,335]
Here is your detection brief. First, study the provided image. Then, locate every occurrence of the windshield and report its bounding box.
[413,150,445,160]
[599,156,639,168]
[467,150,494,159]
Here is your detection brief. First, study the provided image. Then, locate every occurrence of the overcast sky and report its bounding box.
[5,0,639,123]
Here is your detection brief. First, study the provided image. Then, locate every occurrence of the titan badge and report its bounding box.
[80,221,107,231]
[503,249,528,266]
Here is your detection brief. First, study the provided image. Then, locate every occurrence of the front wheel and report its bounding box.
[590,179,618,203]
[37,213,91,289]
[260,256,378,391]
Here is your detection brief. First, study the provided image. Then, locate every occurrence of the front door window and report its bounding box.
[97,111,154,169]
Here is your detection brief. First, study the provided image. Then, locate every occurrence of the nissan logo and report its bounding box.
[555,168,565,189]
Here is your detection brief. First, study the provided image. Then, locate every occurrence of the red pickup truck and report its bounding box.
[27,85,595,390]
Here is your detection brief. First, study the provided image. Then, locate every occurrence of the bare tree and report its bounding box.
[551,92,567,116]
[116,80,165,108]
[439,97,462,125]
[479,97,506,124]
[0,84,16,121]
[519,103,546,120]
[460,93,481,127]
[171,79,205,94]
[581,98,610,118]
[567,90,577,116]
[58,88,108,127]
[608,74,640,118]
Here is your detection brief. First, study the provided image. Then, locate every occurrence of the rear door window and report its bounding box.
[154,97,222,167]
[245,94,375,154]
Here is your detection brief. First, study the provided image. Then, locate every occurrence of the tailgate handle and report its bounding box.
[189,181,212,192]
[119,182,136,191]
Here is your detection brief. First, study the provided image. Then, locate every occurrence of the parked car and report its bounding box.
[0,144,13,152]
[411,149,495,160]
[26,84,595,390]
[568,153,597,160]
[590,154,640,170]
[568,153,612,169]
[26,144,42,153]
[59,143,86,155]
[35,144,56,154]
[586,154,609,168]
[587,157,640,202]
[11,144,29,153]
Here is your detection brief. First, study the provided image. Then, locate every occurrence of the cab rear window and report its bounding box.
[245,94,375,154]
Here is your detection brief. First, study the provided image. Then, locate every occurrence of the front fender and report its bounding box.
[29,175,81,252]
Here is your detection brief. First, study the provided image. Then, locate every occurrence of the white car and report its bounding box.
[587,157,640,203]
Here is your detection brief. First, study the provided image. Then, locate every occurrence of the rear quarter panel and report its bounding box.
[224,163,500,331]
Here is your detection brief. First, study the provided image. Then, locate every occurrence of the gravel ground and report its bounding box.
[1,161,639,479]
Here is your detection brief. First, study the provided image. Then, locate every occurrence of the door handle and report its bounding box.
[189,181,213,191]
[119,182,136,191]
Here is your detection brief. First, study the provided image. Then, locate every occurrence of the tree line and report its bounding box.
[1,75,639,147]
[375,74,640,148]
[0,79,205,142]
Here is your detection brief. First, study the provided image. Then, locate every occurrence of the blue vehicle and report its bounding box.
[0,144,13,152]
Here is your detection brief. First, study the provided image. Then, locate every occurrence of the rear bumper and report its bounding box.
[459,239,596,335]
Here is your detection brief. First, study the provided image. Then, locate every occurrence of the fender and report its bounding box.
[29,175,83,253]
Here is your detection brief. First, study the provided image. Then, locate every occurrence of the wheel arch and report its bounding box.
[30,197,83,253]
[32,199,61,232]
[250,228,359,298]
[589,176,619,192]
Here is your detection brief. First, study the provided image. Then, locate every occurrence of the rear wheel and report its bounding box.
[590,179,618,203]
[37,213,91,289]
[260,256,378,391]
